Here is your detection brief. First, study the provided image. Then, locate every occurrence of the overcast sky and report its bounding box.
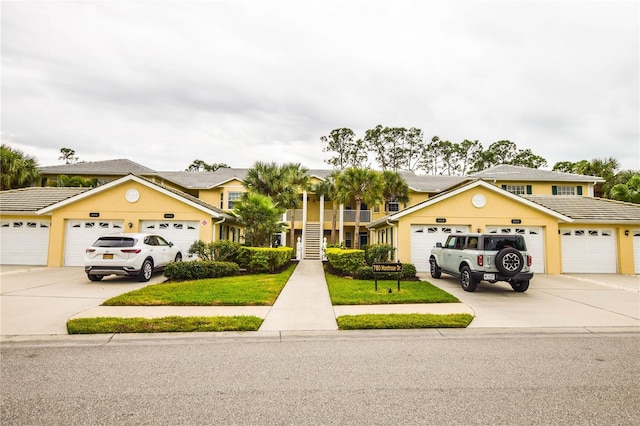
[2,1,639,173]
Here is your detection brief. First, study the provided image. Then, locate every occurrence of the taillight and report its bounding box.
[477,255,484,266]
[86,248,95,253]
[527,255,532,267]
[121,249,142,253]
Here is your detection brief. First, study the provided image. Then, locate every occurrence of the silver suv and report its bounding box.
[429,233,533,292]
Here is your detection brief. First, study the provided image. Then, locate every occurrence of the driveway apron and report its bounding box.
[259,260,338,331]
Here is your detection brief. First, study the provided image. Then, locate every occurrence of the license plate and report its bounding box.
[103,254,113,260]
[483,273,495,280]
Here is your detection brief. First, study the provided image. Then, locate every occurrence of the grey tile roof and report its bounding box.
[0,187,90,213]
[523,195,640,222]
[470,164,605,182]
[154,169,250,189]
[39,159,156,175]
[398,171,468,192]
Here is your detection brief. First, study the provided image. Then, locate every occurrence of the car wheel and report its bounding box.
[495,248,524,276]
[87,274,103,282]
[460,265,478,292]
[174,252,182,262]
[138,259,153,282]
[511,280,530,292]
[430,258,441,278]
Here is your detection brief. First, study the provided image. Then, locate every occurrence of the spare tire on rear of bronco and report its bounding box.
[495,247,524,276]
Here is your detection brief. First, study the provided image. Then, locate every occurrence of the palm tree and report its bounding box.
[0,144,40,190]
[233,193,286,247]
[243,161,282,196]
[335,167,384,249]
[381,170,410,214]
[281,163,310,248]
[313,171,340,244]
[242,162,309,248]
[610,174,640,204]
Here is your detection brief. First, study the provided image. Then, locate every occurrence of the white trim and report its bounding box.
[37,174,227,218]
[368,180,573,228]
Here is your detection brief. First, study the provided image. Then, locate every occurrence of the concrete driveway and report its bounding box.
[1,266,166,335]
[420,272,640,329]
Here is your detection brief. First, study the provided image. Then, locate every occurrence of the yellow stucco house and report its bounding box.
[1,160,639,275]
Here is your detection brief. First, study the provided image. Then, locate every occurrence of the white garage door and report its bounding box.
[633,230,640,274]
[64,220,124,266]
[0,219,51,265]
[487,227,546,273]
[411,225,470,271]
[141,221,200,258]
[561,229,617,273]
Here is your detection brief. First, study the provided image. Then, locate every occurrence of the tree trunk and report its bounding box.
[330,201,338,244]
[354,201,361,249]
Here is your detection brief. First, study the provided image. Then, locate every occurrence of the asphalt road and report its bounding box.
[2,332,639,425]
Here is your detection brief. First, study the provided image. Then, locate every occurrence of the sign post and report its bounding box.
[372,262,403,291]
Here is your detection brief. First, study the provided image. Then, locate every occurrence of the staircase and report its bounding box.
[304,223,321,259]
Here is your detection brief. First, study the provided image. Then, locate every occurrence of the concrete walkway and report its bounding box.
[259,260,338,331]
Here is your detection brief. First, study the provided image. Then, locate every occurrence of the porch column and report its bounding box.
[301,190,308,256]
[339,203,344,247]
[319,194,325,245]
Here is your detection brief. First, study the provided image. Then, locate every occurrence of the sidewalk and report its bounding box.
[71,260,473,332]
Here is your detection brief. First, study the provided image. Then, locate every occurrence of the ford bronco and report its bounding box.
[429,233,533,292]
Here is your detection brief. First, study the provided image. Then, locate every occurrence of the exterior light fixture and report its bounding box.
[625,230,630,237]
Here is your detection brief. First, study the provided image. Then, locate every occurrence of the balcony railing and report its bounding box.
[286,209,371,223]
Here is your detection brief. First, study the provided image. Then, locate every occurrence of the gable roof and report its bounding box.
[523,195,640,223]
[367,180,573,228]
[470,164,605,183]
[0,187,91,214]
[37,174,235,220]
[39,159,156,175]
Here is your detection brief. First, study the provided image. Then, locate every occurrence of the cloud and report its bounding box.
[2,1,638,172]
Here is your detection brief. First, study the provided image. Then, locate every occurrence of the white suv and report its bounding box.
[84,233,182,282]
[429,233,533,292]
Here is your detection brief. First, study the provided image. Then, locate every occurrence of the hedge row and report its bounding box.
[164,260,240,280]
[325,248,366,275]
[325,246,417,279]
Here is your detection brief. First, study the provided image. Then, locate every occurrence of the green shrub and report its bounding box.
[188,240,241,262]
[164,260,240,280]
[402,263,417,278]
[211,240,241,262]
[237,246,293,273]
[325,248,366,276]
[364,244,395,266]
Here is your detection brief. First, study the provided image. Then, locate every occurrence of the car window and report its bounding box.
[484,236,526,251]
[144,236,158,246]
[467,237,478,249]
[446,237,457,249]
[156,236,170,246]
[454,238,465,250]
[93,237,135,248]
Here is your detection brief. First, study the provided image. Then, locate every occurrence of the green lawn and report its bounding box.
[337,313,474,330]
[326,273,459,305]
[67,316,262,334]
[102,263,296,306]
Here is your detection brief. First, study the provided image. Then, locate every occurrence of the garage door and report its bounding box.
[561,229,617,273]
[411,225,470,271]
[0,219,51,265]
[487,227,545,273]
[633,230,640,274]
[64,220,124,266]
[141,221,200,258]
